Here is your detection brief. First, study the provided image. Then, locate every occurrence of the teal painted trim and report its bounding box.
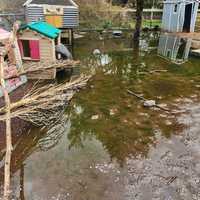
[20,21,61,39]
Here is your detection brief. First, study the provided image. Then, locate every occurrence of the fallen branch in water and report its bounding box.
[137,70,168,76]
[127,90,171,112]
[0,75,91,126]
[149,70,168,74]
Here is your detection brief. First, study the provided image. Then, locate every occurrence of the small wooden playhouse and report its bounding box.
[162,0,199,32]
[18,21,61,62]
[23,0,79,45]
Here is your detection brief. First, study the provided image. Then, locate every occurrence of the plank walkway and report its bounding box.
[170,32,200,40]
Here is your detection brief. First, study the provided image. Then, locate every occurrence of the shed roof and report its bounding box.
[20,21,61,39]
[24,0,77,6]
[0,28,10,41]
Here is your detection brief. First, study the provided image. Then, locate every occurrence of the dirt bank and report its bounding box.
[126,97,200,200]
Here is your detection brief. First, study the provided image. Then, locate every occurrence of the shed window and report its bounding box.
[174,4,178,13]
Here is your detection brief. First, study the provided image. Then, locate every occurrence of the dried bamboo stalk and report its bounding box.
[0,53,12,200]
[0,22,21,200]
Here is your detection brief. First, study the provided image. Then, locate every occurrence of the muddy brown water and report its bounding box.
[0,32,200,199]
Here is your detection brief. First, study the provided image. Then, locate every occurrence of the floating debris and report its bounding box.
[143,100,156,107]
[112,30,123,38]
[127,90,170,112]
[91,115,99,120]
[93,49,101,55]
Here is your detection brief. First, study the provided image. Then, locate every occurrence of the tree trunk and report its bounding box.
[133,0,144,47]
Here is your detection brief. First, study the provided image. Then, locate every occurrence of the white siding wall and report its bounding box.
[25,5,79,28]
[162,1,199,32]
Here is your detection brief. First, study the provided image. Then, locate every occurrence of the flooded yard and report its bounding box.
[0,32,200,199]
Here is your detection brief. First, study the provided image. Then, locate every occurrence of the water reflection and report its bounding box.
[0,32,200,199]
[158,34,192,64]
[67,49,185,165]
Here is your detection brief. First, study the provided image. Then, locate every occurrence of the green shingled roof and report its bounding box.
[21,21,61,39]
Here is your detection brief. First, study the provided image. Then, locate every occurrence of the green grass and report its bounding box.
[143,19,161,27]
[129,19,162,29]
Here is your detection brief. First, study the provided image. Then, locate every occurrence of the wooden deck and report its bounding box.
[168,32,200,50]
[169,32,200,40]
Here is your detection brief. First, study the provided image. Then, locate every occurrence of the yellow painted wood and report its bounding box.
[54,16,63,28]
[45,15,63,28]
[45,15,54,26]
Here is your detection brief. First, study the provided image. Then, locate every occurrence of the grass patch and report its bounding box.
[129,19,162,29]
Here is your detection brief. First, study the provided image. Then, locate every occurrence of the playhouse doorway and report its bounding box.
[183,3,193,32]
[21,40,31,58]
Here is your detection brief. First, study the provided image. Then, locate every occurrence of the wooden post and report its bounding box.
[0,52,12,200]
[0,22,19,200]
[71,29,74,47]
[57,33,61,60]
[68,29,72,46]
[71,29,74,58]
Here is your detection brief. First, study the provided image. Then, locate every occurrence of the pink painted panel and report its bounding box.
[8,78,20,86]
[30,40,40,60]
[0,28,10,40]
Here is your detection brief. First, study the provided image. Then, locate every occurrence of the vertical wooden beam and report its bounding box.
[71,29,74,47]
[0,21,19,200]
[71,29,74,58]
[69,29,73,46]
[0,52,12,200]
[57,33,61,60]
[57,33,61,45]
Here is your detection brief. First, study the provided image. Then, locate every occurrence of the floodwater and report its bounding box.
[1,32,200,199]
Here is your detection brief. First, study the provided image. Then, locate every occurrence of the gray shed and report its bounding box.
[158,33,192,64]
[162,0,199,32]
[23,0,79,29]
